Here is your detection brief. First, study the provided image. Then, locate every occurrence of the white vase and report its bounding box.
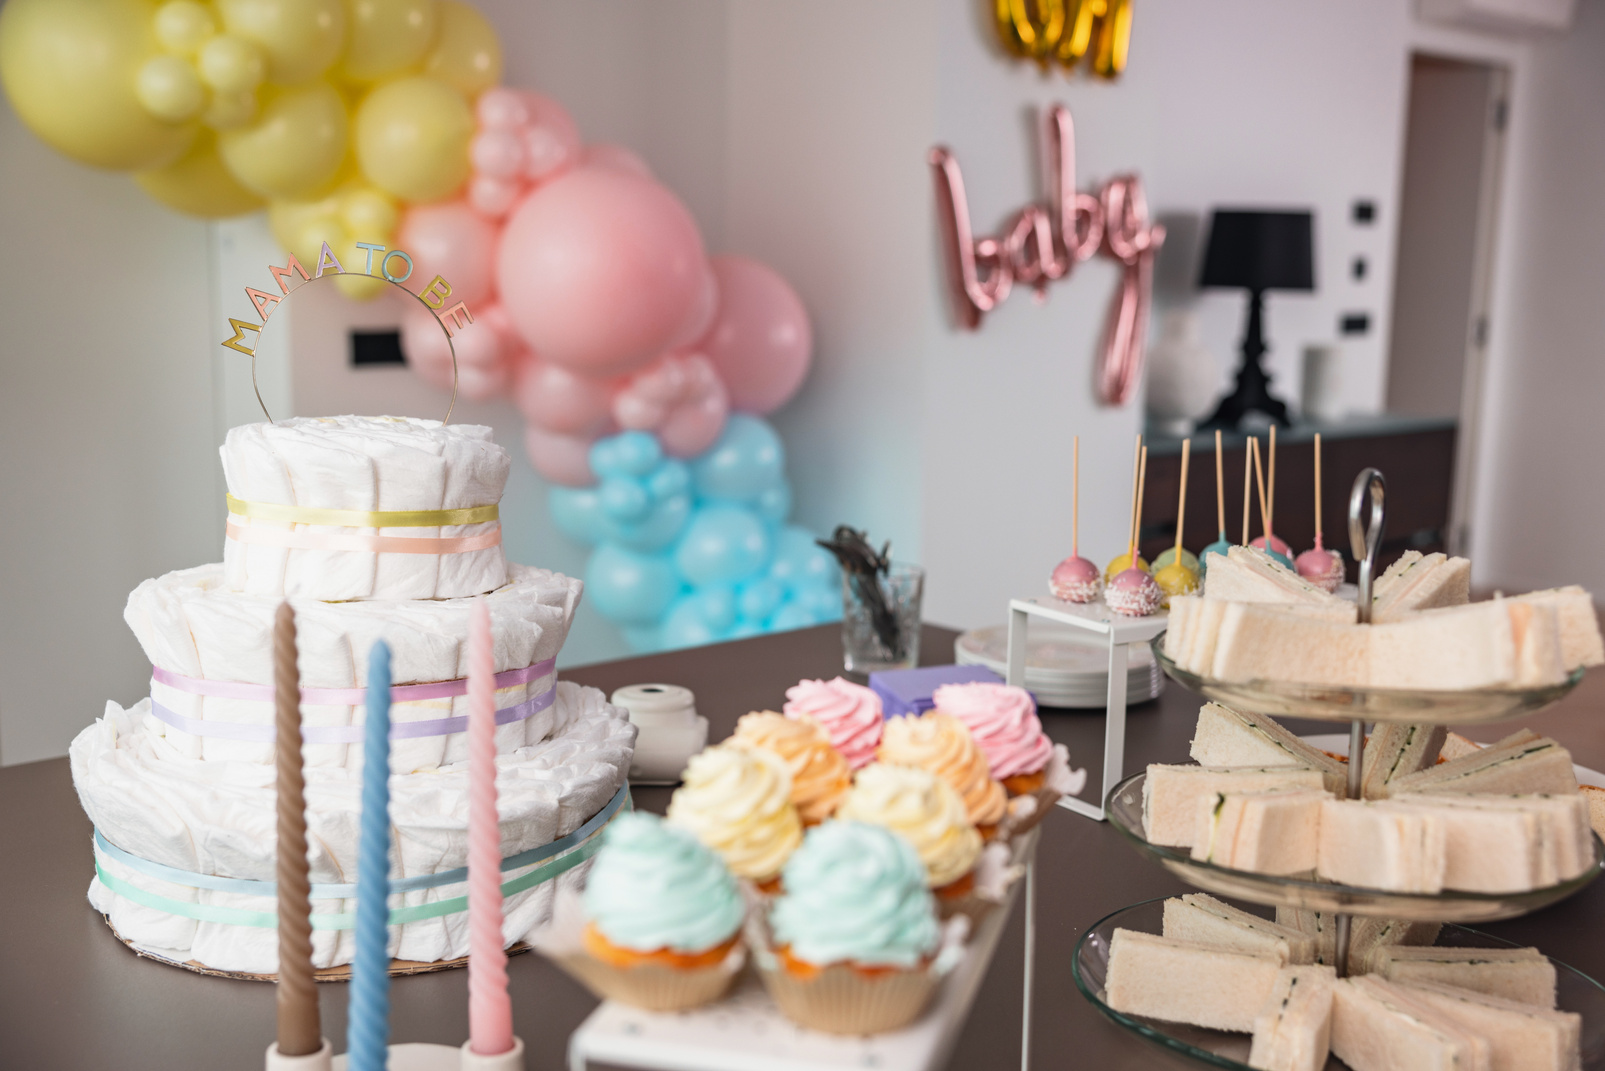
[1145,310,1218,434]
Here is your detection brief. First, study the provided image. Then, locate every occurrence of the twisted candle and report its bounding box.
[348,641,392,1071]
[274,603,321,1056]
[468,599,514,1055]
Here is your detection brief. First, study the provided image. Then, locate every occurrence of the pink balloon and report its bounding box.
[398,201,499,308]
[512,356,615,437]
[476,88,531,130]
[400,303,508,401]
[399,305,455,394]
[516,92,580,180]
[470,128,524,179]
[610,351,728,457]
[699,255,812,414]
[496,168,707,377]
[582,143,652,179]
[467,174,522,218]
[659,359,728,458]
[524,425,596,487]
[665,259,719,352]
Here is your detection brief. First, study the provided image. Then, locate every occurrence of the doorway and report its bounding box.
[1385,53,1510,557]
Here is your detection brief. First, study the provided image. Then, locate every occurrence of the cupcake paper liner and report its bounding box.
[757,959,940,1034]
[999,744,1086,839]
[934,841,1022,926]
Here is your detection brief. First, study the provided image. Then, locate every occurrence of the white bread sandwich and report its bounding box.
[1372,552,1472,622]
[1161,893,1316,965]
[1204,545,1355,613]
[1190,702,1345,792]
[1249,964,1337,1071]
[1332,975,1492,1071]
[1317,799,1447,893]
[1439,729,1542,765]
[1144,765,1327,848]
[1212,603,1371,687]
[1580,785,1605,843]
[1275,911,1439,974]
[1390,793,1594,889]
[1392,979,1581,1071]
[1369,600,1567,691]
[1361,723,1448,798]
[1193,787,1329,875]
[1385,736,1579,799]
[1509,587,1604,671]
[1369,946,1557,1008]
[1104,928,1284,1032]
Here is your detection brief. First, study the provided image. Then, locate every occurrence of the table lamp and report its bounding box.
[1197,209,1315,429]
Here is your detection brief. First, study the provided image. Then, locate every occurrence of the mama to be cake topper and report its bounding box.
[222,241,474,425]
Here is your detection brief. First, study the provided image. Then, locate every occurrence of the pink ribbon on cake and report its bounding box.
[151,658,555,705]
[225,518,502,555]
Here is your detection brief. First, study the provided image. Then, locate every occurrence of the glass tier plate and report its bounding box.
[1107,771,1603,922]
[1154,639,1584,725]
[1073,898,1605,1071]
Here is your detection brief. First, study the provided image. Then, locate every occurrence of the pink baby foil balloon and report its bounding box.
[512,356,616,437]
[496,166,707,377]
[398,201,500,308]
[698,255,812,414]
[525,424,598,487]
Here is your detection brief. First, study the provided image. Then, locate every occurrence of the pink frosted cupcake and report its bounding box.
[783,677,883,770]
[931,682,1053,796]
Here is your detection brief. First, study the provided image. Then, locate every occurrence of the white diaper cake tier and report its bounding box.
[69,416,637,977]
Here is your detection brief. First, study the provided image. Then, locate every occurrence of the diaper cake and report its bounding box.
[69,416,636,976]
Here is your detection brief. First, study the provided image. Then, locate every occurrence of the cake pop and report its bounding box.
[1152,438,1199,605]
[1249,437,1295,569]
[1105,434,1150,582]
[1108,446,1162,617]
[1295,432,1344,592]
[1200,430,1233,576]
[1248,425,1294,560]
[1050,437,1101,603]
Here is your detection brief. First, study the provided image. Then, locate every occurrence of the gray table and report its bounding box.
[4,623,1603,1070]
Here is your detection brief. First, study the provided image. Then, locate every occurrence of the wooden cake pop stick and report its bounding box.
[1267,425,1278,540]
[1252,437,1272,544]
[1132,445,1149,559]
[1313,432,1324,544]
[1126,434,1143,558]
[1175,439,1191,555]
[1072,436,1081,557]
[1214,430,1226,537]
[1241,438,1254,546]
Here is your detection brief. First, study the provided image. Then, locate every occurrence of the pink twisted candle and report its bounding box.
[467,599,513,1055]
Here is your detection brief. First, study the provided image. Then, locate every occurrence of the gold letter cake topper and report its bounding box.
[222,240,473,425]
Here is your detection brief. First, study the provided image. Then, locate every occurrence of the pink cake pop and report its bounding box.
[1106,445,1161,617]
[1295,432,1344,592]
[1050,436,1101,603]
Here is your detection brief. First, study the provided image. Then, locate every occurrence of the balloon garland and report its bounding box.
[0,0,832,647]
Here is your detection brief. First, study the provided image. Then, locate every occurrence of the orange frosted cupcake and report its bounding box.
[932,682,1054,795]
[877,712,1007,838]
[731,711,851,825]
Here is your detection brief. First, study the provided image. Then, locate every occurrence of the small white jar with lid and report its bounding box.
[609,684,709,784]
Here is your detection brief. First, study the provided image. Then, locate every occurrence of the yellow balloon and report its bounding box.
[219,81,349,198]
[154,1,217,56]
[136,129,266,217]
[204,89,259,130]
[340,0,439,83]
[0,0,196,171]
[218,0,346,85]
[198,35,266,94]
[137,55,207,123]
[339,185,399,239]
[269,194,388,299]
[354,76,471,203]
[421,0,500,98]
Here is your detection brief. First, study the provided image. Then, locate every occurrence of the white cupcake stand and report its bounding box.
[566,830,1040,1071]
[1006,597,1170,822]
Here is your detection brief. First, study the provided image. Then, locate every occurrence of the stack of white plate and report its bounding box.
[955,622,1164,709]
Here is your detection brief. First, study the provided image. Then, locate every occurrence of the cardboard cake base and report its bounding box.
[100,914,531,982]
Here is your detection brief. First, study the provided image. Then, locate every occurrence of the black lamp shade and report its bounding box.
[1199,210,1315,292]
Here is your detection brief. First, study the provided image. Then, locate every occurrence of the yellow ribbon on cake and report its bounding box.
[225,494,499,528]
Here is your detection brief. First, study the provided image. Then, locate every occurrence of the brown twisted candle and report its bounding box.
[274,602,321,1055]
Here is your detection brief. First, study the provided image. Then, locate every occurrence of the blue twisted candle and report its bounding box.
[348,641,392,1071]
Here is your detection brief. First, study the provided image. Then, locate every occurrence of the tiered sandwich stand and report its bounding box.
[1069,469,1605,1069]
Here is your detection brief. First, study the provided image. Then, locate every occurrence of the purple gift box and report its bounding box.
[868,664,1004,719]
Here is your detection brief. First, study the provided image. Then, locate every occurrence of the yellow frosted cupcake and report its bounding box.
[667,744,803,889]
[836,763,982,900]
[731,711,851,825]
[877,713,1007,838]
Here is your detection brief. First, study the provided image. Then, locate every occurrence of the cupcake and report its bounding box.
[782,677,883,769]
[877,712,1007,836]
[667,744,803,888]
[731,711,851,825]
[932,682,1054,796]
[836,763,981,900]
[759,821,943,1034]
[555,812,746,1010]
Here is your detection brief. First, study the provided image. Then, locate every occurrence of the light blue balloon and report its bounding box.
[591,431,661,479]
[647,459,691,500]
[737,576,786,623]
[548,486,608,546]
[598,476,651,524]
[673,503,772,586]
[768,600,815,632]
[610,492,692,553]
[622,624,663,653]
[729,619,765,640]
[585,544,682,625]
[768,525,839,594]
[690,414,785,503]
[754,484,792,527]
[798,583,843,622]
[688,584,739,633]
[661,594,733,650]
